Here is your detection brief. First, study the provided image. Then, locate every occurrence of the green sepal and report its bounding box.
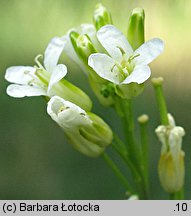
[115,83,144,99]
[70,31,97,65]
[51,79,92,111]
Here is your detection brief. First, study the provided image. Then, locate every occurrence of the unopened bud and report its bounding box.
[70,31,97,65]
[47,96,113,157]
[156,113,185,193]
[127,8,145,50]
[93,3,113,30]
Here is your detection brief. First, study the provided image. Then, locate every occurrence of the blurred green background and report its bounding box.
[0,0,190,199]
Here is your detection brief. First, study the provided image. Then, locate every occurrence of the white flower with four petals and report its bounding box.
[88,25,164,85]
[5,37,66,98]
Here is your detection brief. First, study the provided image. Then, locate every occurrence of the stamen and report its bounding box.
[111,64,116,72]
[24,70,37,85]
[34,54,44,68]
[129,53,140,61]
[58,106,69,114]
[117,46,126,55]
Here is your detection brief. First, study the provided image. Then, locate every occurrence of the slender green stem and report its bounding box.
[119,99,140,164]
[111,142,143,196]
[112,134,142,184]
[170,189,184,200]
[138,114,150,197]
[178,189,184,200]
[152,77,169,125]
[102,152,134,195]
[169,193,177,200]
[114,97,148,199]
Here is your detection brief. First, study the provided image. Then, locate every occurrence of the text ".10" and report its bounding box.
[176,203,187,212]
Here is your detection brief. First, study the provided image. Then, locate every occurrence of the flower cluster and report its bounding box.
[4,3,185,199]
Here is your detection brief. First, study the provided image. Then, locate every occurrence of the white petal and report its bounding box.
[80,24,96,40]
[80,24,103,51]
[47,64,67,93]
[5,66,36,84]
[169,126,185,159]
[97,25,133,61]
[167,113,176,127]
[6,84,47,98]
[44,37,66,73]
[122,65,151,84]
[134,38,164,65]
[88,53,120,84]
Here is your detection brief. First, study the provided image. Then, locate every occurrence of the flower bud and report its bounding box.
[93,3,113,30]
[50,78,93,112]
[158,150,185,193]
[47,96,113,157]
[155,113,185,193]
[70,31,97,65]
[70,31,115,106]
[127,8,145,50]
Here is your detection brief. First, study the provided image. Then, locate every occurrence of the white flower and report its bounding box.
[47,96,113,157]
[155,113,185,159]
[155,113,185,193]
[5,37,66,97]
[88,25,164,85]
[47,96,91,131]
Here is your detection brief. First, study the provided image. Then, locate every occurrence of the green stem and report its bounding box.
[114,98,148,199]
[170,189,184,200]
[102,152,134,195]
[169,193,177,200]
[152,77,169,125]
[111,142,143,196]
[138,115,150,197]
[119,99,140,163]
[112,134,142,185]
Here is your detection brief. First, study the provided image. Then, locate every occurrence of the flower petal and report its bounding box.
[134,38,164,65]
[80,24,104,51]
[47,96,91,129]
[44,37,66,73]
[5,66,36,85]
[97,25,133,61]
[47,64,67,93]
[122,65,151,84]
[88,53,120,84]
[6,84,46,98]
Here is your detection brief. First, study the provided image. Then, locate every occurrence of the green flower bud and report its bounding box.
[155,113,185,193]
[70,31,115,107]
[127,8,145,50]
[50,79,92,111]
[70,31,97,65]
[114,83,144,99]
[93,3,113,30]
[158,150,185,193]
[47,96,113,157]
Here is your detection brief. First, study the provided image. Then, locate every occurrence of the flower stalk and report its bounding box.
[138,114,150,198]
[102,152,135,195]
[152,77,169,125]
